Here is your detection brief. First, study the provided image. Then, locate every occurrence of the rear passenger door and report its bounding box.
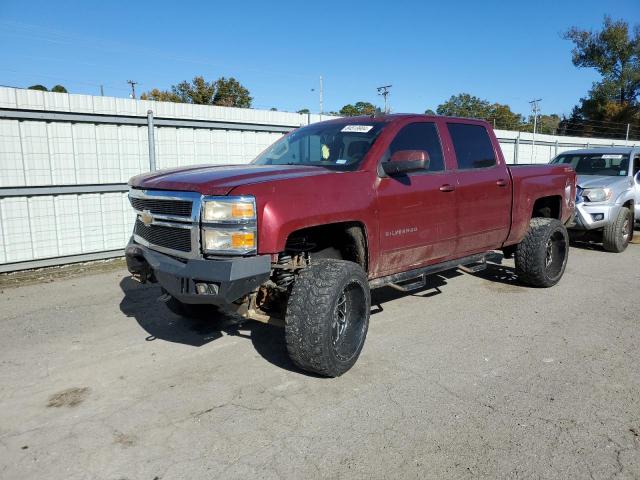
[445,122,512,256]
[375,121,458,275]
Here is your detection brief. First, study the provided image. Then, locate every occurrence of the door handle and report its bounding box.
[496,179,508,187]
[439,184,455,192]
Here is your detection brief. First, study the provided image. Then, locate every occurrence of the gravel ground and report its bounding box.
[0,241,639,479]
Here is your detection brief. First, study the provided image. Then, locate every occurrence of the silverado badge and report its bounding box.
[140,210,153,226]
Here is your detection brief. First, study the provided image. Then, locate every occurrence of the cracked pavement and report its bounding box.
[0,242,639,479]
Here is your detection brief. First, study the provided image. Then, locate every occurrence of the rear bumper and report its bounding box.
[125,239,271,306]
[568,202,621,231]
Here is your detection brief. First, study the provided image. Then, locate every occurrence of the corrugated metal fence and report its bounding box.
[1,87,638,272]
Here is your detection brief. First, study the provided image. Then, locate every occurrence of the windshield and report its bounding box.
[252,121,386,170]
[551,153,630,176]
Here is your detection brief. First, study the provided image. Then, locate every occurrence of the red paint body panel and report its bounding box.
[130,114,576,280]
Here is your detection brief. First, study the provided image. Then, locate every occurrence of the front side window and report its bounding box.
[381,122,445,172]
[253,121,386,170]
[551,153,630,176]
[447,123,497,169]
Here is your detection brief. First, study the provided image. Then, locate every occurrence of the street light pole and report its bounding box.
[377,85,392,114]
[319,75,323,116]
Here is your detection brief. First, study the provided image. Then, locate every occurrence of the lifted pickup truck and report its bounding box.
[126,114,576,376]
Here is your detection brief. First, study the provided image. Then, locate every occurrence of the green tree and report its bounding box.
[297,108,310,114]
[536,114,561,135]
[140,88,182,102]
[339,101,377,116]
[562,17,640,138]
[28,84,48,91]
[436,93,524,129]
[436,93,492,118]
[424,108,436,115]
[51,85,67,93]
[140,76,252,108]
[565,16,639,106]
[213,77,252,108]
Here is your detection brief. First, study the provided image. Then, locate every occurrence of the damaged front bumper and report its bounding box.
[125,238,271,306]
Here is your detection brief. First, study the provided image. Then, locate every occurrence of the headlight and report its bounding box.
[202,228,256,253]
[582,188,612,203]
[202,197,256,223]
[201,196,257,254]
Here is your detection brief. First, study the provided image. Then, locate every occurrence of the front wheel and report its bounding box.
[515,218,569,288]
[602,207,633,253]
[285,259,370,377]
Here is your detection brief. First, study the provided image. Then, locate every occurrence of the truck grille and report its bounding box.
[130,197,192,217]
[134,219,191,252]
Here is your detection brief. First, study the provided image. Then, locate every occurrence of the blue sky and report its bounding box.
[1,0,638,117]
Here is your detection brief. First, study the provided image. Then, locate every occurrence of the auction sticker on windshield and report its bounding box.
[602,154,623,159]
[341,125,374,133]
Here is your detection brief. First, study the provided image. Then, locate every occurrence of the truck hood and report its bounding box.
[577,174,631,190]
[129,164,338,195]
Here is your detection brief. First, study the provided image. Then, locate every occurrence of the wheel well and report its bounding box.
[284,222,368,272]
[623,200,634,214]
[532,196,562,219]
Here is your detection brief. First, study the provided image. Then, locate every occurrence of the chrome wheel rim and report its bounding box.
[622,217,631,242]
[331,293,348,345]
[330,281,367,361]
[545,230,567,279]
[545,238,554,267]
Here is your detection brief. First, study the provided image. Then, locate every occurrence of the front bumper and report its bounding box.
[125,239,271,306]
[568,202,622,230]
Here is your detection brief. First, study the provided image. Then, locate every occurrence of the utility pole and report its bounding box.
[100,85,104,96]
[626,123,630,144]
[127,80,138,99]
[319,76,324,115]
[311,75,324,116]
[377,85,392,114]
[529,98,542,161]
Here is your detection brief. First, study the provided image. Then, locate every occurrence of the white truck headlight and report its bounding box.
[582,188,612,203]
[201,196,257,254]
[202,197,256,222]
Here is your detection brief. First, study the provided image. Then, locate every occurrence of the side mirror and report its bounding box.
[382,150,429,175]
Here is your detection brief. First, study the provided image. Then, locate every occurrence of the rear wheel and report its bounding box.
[603,207,633,253]
[515,218,569,288]
[285,259,370,377]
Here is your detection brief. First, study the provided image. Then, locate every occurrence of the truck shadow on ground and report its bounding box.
[118,255,524,375]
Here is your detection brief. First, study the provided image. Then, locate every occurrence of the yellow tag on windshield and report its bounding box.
[321,144,330,160]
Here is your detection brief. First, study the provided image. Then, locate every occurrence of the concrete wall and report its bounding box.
[0,87,638,271]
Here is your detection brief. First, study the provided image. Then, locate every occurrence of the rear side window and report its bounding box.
[384,122,444,172]
[447,123,496,169]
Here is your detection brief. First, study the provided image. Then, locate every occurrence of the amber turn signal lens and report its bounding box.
[231,203,255,219]
[230,231,255,248]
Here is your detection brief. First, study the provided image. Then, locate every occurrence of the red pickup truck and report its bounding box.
[126,114,576,376]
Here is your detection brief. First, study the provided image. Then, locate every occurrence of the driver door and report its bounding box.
[375,121,458,276]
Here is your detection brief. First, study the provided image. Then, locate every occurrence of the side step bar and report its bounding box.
[369,253,489,291]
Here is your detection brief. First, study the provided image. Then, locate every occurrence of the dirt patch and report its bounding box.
[47,387,90,408]
[1,258,126,289]
[113,432,137,447]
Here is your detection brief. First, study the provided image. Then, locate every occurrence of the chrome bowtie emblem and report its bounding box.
[140,210,153,226]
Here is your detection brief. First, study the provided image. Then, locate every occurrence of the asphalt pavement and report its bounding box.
[0,241,639,479]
